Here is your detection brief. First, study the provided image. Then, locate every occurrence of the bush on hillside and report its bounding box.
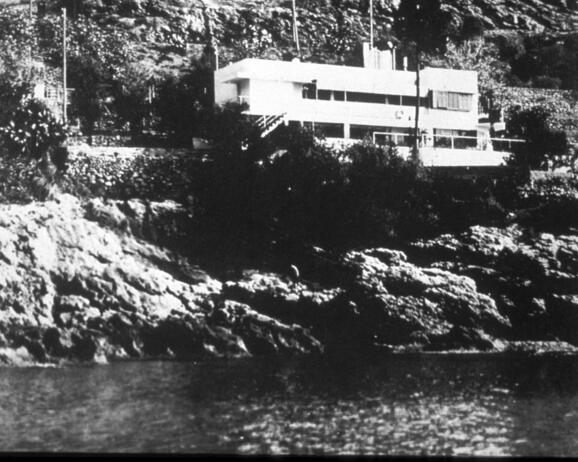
[153,61,213,146]
[506,105,569,170]
[0,99,66,160]
[194,120,439,249]
[338,141,435,244]
[0,156,64,203]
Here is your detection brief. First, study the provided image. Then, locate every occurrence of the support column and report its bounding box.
[344,123,351,140]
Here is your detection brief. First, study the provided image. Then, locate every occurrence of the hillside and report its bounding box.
[12,0,577,67]
[1,0,577,73]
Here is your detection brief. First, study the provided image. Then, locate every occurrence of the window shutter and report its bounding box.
[435,91,448,108]
[460,94,472,111]
[448,92,458,109]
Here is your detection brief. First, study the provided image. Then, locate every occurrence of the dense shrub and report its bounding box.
[195,123,441,249]
[0,156,65,203]
[519,174,578,201]
[337,142,435,245]
[0,99,66,160]
[153,64,213,146]
[506,105,569,170]
[514,174,578,231]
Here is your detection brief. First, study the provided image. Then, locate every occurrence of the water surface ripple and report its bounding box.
[0,353,577,455]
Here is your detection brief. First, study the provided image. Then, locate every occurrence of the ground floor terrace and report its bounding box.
[276,120,524,168]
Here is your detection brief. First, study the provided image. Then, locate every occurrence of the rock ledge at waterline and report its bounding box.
[0,195,576,366]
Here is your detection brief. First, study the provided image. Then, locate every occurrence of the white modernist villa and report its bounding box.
[214,44,521,167]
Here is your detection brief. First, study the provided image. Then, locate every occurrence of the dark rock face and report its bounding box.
[1,197,577,366]
[411,225,578,345]
[223,247,511,352]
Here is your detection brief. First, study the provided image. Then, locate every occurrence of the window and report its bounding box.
[299,86,431,108]
[315,123,344,138]
[45,87,59,99]
[434,91,472,111]
[433,129,477,148]
[302,84,317,99]
[350,125,375,140]
[350,125,407,141]
[346,92,386,104]
[385,95,401,105]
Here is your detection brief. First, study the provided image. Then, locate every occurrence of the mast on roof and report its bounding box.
[292,0,301,57]
[370,0,374,49]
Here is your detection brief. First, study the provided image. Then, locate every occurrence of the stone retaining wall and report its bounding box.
[67,146,194,159]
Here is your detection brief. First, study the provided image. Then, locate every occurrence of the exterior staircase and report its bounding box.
[256,113,287,138]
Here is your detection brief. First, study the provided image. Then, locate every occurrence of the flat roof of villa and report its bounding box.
[217,58,478,94]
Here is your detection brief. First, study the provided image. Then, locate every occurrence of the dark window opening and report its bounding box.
[374,133,412,147]
[315,123,344,138]
[350,125,376,140]
[302,84,317,99]
[400,96,429,108]
[346,92,386,104]
[300,86,431,108]
[350,125,407,140]
[385,95,401,105]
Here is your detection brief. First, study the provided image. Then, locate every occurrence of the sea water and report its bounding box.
[1,353,577,455]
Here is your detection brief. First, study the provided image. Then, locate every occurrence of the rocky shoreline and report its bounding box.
[0,195,577,366]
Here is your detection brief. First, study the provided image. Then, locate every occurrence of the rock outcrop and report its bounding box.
[0,195,322,366]
[1,197,577,366]
[223,247,511,352]
[410,225,578,346]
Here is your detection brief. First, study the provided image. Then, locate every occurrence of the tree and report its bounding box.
[0,98,65,160]
[154,61,213,145]
[36,15,136,137]
[393,0,452,158]
[506,106,569,170]
[0,10,43,126]
[457,15,485,43]
[112,64,152,137]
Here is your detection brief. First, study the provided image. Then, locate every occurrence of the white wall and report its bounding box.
[249,79,296,115]
[214,59,479,132]
[214,82,237,105]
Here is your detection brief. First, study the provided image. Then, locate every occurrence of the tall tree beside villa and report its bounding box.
[393,0,453,157]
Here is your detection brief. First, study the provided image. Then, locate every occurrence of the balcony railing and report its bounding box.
[373,132,525,152]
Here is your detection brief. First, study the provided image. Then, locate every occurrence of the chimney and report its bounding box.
[363,42,396,70]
